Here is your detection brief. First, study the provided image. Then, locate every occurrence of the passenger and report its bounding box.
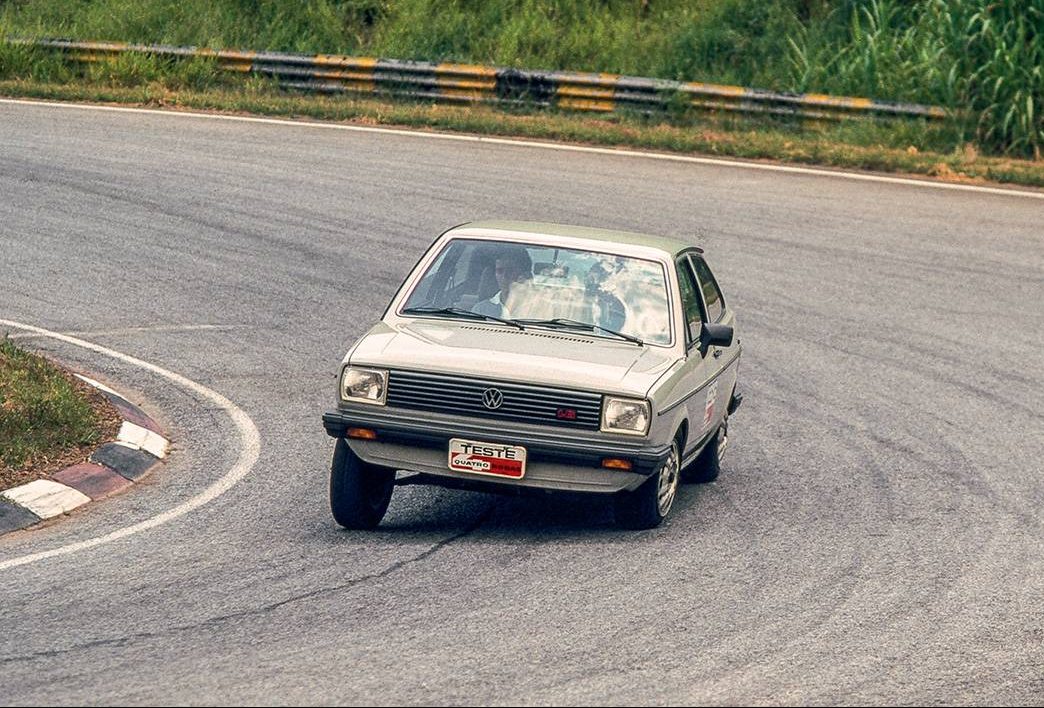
[585,261,627,330]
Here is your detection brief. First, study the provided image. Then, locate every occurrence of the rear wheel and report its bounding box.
[615,438,680,530]
[330,438,395,529]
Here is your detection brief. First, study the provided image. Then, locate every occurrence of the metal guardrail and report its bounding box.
[17,38,949,122]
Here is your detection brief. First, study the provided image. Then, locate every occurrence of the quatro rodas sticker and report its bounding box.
[448,438,527,479]
[703,381,719,430]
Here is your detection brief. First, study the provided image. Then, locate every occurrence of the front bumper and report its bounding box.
[322,406,671,494]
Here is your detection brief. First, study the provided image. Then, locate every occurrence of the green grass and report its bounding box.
[0,40,231,90]
[0,338,108,474]
[1,0,1041,157]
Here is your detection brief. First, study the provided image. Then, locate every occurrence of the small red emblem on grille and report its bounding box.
[556,408,577,420]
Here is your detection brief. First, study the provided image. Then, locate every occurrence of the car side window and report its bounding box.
[676,257,704,345]
[690,256,725,322]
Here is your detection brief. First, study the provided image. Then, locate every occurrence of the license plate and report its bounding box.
[448,438,526,479]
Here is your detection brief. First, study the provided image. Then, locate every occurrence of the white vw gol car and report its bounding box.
[322,222,742,529]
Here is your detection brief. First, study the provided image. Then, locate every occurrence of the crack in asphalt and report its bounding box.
[0,501,497,666]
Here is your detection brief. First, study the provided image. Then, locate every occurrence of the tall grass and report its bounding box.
[961,1,1042,158]
[786,0,1042,158]
[0,40,71,82]
[0,0,1040,157]
[83,52,224,91]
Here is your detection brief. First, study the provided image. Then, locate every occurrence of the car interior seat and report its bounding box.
[452,252,499,311]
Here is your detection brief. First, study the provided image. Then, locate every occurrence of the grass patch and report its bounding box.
[1,0,1041,157]
[0,338,120,489]
[1,76,1041,189]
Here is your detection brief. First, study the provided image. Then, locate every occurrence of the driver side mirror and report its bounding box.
[699,322,734,350]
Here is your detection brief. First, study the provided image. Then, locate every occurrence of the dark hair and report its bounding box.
[494,246,532,276]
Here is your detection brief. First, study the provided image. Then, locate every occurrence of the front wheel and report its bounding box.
[682,412,728,484]
[330,437,396,529]
[615,439,680,530]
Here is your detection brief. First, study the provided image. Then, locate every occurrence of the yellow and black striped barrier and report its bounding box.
[16,39,949,122]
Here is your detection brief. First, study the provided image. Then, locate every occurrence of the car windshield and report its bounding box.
[400,238,672,345]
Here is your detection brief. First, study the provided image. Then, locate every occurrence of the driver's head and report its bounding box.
[494,248,532,296]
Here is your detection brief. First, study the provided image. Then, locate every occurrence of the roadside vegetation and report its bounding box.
[0,0,1040,184]
[0,338,119,490]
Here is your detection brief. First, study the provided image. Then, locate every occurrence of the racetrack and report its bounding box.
[1,99,1041,705]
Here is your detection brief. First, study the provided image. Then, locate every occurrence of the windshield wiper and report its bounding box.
[514,317,644,346]
[401,306,525,330]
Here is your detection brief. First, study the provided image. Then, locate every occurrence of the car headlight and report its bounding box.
[601,396,651,435]
[339,366,388,405]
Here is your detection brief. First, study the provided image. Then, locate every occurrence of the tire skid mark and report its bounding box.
[0,500,497,665]
[680,386,994,700]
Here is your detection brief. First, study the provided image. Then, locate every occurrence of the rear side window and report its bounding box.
[675,257,704,344]
[690,256,725,322]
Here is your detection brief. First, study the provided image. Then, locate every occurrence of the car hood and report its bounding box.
[347,319,678,397]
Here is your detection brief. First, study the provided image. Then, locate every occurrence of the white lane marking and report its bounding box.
[0,318,261,572]
[6,324,241,340]
[1,97,1041,201]
[117,420,169,459]
[2,480,91,519]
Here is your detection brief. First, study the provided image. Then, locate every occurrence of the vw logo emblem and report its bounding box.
[482,388,504,410]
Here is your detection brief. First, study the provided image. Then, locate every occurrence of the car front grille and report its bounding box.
[386,369,603,430]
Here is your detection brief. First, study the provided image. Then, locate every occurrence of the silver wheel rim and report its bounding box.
[656,443,680,517]
[717,417,729,462]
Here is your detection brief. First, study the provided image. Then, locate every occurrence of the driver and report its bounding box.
[472,247,533,318]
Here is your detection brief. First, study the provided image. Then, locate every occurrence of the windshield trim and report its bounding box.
[391,236,676,348]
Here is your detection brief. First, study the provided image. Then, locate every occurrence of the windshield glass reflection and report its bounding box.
[402,239,672,345]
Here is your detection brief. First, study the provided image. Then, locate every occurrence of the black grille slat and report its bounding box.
[384,390,597,413]
[386,392,598,417]
[390,378,602,399]
[387,384,601,411]
[384,400,594,428]
[383,392,601,421]
[386,369,603,429]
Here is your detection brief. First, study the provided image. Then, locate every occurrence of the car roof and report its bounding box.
[445,221,701,259]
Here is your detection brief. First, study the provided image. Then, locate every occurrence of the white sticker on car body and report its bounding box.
[703,381,719,429]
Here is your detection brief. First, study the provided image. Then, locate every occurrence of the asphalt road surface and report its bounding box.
[1,100,1041,706]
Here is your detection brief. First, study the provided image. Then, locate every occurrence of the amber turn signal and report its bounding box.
[347,427,378,440]
[601,458,633,471]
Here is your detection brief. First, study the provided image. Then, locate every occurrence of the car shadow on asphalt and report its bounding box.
[346,482,707,541]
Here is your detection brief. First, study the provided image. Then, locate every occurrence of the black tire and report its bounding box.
[330,437,396,529]
[682,412,728,484]
[615,439,680,530]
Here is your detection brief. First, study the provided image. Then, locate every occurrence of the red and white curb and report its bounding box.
[0,374,169,536]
